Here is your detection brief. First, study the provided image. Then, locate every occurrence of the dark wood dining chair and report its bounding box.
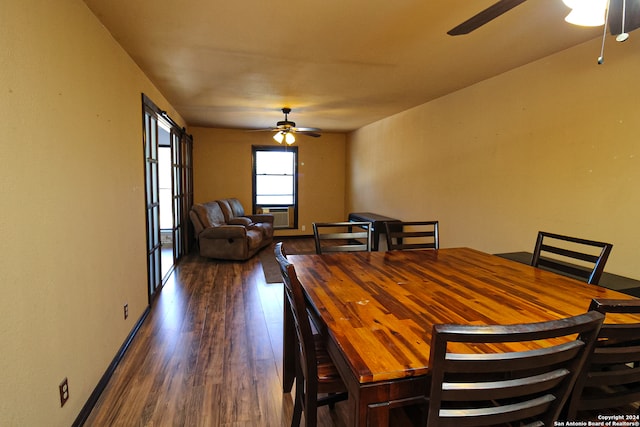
[426,311,605,427]
[566,298,640,418]
[531,231,613,285]
[274,242,347,427]
[384,220,439,251]
[312,221,372,254]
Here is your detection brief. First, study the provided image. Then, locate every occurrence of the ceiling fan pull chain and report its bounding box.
[598,0,612,63]
[616,0,629,41]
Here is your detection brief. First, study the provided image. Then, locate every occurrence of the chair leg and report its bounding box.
[328,393,337,409]
[318,392,348,410]
[291,391,303,427]
[304,401,318,427]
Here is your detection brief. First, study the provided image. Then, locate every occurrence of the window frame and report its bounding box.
[252,145,298,229]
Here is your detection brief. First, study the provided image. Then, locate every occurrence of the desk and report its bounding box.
[348,212,400,251]
[284,248,637,427]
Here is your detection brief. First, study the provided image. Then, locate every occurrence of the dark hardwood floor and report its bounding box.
[86,237,640,425]
[84,238,351,427]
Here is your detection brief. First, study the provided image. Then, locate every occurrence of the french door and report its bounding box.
[142,94,193,302]
[170,127,193,265]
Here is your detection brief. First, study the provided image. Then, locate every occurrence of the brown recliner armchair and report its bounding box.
[189,199,273,261]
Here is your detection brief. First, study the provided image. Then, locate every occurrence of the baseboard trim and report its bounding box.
[72,306,150,426]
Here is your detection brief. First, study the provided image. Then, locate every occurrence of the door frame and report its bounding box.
[142,94,193,303]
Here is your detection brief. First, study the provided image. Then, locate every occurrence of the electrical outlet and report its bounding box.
[124,303,128,320]
[59,377,69,407]
[301,225,306,231]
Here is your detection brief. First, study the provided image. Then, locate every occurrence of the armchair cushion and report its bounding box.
[217,198,246,223]
[193,202,226,228]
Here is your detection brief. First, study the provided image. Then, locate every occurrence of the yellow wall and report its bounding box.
[348,37,640,279]
[191,127,347,235]
[0,1,184,425]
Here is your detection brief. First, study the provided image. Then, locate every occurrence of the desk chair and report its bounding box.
[427,311,604,427]
[384,220,439,251]
[566,298,640,418]
[312,221,372,254]
[531,231,613,285]
[275,243,347,427]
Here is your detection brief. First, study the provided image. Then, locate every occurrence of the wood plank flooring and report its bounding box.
[84,238,350,427]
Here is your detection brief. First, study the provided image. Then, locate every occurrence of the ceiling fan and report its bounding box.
[447,0,640,36]
[255,108,322,145]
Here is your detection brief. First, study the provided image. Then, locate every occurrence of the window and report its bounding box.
[252,146,298,229]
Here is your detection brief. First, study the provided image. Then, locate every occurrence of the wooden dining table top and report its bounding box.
[287,247,638,385]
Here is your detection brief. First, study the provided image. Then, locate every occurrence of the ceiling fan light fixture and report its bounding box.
[273,131,285,144]
[260,108,320,142]
[563,0,607,26]
[285,132,296,145]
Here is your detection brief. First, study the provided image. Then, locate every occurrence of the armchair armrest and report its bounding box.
[247,214,274,224]
[228,217,253,226]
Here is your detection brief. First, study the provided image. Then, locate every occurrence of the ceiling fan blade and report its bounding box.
[297,131,322,138]
[250,108,322,138]
[447,0,527,36]
[608,0,640,35]
[247,127,279,132]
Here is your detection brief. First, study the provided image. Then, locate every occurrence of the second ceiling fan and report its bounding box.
[447,0,640,36]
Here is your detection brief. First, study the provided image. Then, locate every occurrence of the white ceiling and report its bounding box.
[83,0,602,132]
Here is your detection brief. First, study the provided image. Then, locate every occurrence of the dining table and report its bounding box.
[281,247,639,427]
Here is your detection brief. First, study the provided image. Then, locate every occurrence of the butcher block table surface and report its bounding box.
[283,247,638,427]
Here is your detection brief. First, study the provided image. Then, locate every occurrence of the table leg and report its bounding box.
[372,225,380,251]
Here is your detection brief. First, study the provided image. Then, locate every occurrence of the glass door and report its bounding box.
[158,124,174,281]
[171,130,193,260]
[143,106,162,301]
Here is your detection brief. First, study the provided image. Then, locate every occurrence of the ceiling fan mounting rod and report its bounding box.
[278,107,295,128]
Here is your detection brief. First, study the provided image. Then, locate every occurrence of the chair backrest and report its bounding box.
[566,298,640,418]
[385,220,439,251]
[312,221,372,254]
[274,242,317,392]
[531,231,613,285]
[427,311,604,427]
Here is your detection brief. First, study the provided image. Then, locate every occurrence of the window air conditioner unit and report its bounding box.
[261,207,291,229]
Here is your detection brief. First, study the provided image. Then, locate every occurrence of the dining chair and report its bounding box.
[426,311,605,427]
[312,221,372,254]
[274,242,348,427]
[566,298,640,418]
[384,220,439,251]
[531,231,613,285]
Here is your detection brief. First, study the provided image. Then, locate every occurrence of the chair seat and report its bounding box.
[566,298,640,418]
[313,334,347,392]
[579,384,640,409]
